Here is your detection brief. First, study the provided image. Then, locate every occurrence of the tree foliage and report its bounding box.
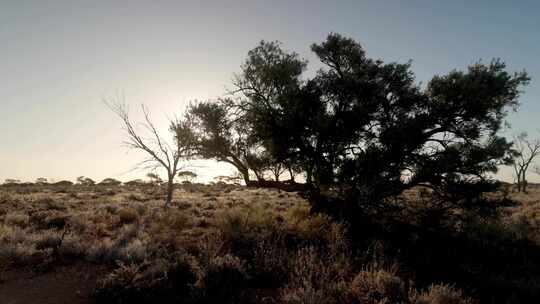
[35,178,49,185]
[99,178,122,186]
[186,100,266,184]
[177,170,197,183]
[77,176,96,186]
[230,33,529,214]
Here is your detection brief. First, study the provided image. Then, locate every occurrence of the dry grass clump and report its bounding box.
[4,212,29,228]
[411,284,475,304]
[86,224,149,263]
[93,254,198,303]
[199,254,249,302]
[145,208,191,250]
[125,192,149,202]
[0,225,40,265]
[34,195,67,211]
[349,266,409,304]
[281,247,351,304]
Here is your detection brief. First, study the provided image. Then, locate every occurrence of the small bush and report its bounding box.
[57,235,86,259]
[36,233,63,251]
[349,267,409,304]
[126,193,149,202]
[35,196,66,211]
[45,214,69,229]
[250,232,289,286]
[117,208,139,224]
[281,247,350,304]
[4,212,29,228]
[215,205,277,259]
[200,254,248,303]
[411,284,475,304]
[93,256,197,303]
[103,204,118,214]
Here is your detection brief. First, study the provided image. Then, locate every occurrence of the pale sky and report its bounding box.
[1,0,539,183]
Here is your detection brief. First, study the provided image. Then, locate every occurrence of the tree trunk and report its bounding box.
[240,169,250,185]
[254,170,266,182]
[521,170,527,193]
[288,167,295,182]
[516,168,523,192]
[165,177,174,207]
[306,167,313,185]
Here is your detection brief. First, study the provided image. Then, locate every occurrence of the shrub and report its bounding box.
[36,233,63,251]
[57,235,86,259]
[0,242,39,265]
[117,208,139,224]
[215,205,277,258]
[126,192,149,202]
[35,196,66,211]
[117,238,148,263]
[4,212,29,228]
[93,256,198,303]
[349,267,409,304]
[285,205,349,253]
[103,204,118,214]
[250,232,289,286]
[86,224,144,263]
[44,214,69,230]
[200,254,248,303]
[411,284,475,304]
[146,209,190,249]
[281,247,350,304]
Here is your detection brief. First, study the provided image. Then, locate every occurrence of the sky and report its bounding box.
[1,0,539,183]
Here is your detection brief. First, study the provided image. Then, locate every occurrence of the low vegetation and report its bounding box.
[1,182,540,303]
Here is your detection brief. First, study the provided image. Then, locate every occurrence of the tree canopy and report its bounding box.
[217,33,529,214]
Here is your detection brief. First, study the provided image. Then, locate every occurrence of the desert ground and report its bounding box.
[1,183,540,303]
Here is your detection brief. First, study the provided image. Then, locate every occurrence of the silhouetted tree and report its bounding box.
[35,178,48,185]
[186,101,266,184]
[237,34,529,216]
[146,172,163,185]
[186,40,307,186]
[124,179,145,187]
[76,176,95,186]
[512,132,540,192]
[4,179,21,185]
[99,178,122,187]
[107,101,196,207]
[177,170,197,183]
[53,180,74,187]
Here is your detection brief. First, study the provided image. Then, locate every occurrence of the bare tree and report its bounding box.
[107,100,196,207]
[512,132,540,192]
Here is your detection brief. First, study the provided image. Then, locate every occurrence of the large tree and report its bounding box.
[235,34,529,214]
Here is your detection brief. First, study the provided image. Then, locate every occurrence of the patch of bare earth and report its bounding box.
[0,263,108,304]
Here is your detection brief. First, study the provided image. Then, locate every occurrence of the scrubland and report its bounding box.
[1,183,540,303]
